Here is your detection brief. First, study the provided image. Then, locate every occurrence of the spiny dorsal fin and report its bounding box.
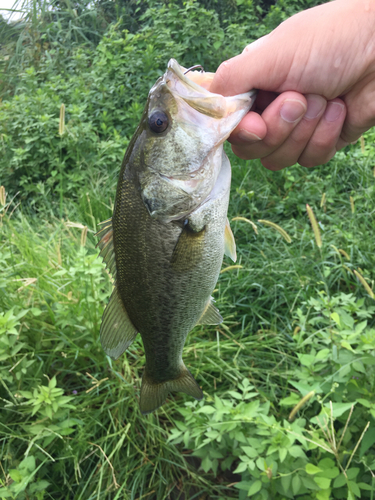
[140,364,203,415]
[196,297,223,325]
[224,218,237,262]
[100,285,138,360]
[96,218,117,279]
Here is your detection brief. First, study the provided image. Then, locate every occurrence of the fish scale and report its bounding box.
[97,59,256,414]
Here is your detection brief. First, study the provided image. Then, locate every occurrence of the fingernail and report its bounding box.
[236,130,262,143]
[325,102,345,122]
[305,95,326,120]
[280,99,306,123]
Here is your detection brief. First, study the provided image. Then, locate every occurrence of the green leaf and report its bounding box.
[315,348,330,360]
[234,481,253,491]
[279,448,287,463]
[316,489,331,500]
[334,473,347,488]
[348,480,361,497]
[318,458,335,469]
[233,462,248,474]
[248,480,262,496]
[281,474,291,493]
[196,405,215,414]
[0,488,12,498]
[49,376,57,389]
[346,468,360,480]
[323,402,356,417]
[8,469,23,482]
[305,463,322,475]
[201,455,212,473]
[314,476,331,489]
[331,312,341,327]
[19,456,36,472]
[241,446,257,458]
[341,341,355,352]
[292,475,301,496]
[357,398,371,408]
[319,467,340,479]
[297,353,315,367]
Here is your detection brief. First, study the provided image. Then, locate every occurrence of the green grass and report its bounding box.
[1,136,375,499]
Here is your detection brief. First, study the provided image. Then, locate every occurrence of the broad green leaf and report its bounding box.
[292,475,301,496]
[279,448,287,463]
[316,489,331,500]
[346,468,360,480]
[334,473,347,488]
[314,476,331,489]
[331,312,341,327]
[318,458,335,469]
[297,353,315,367]
[233,462,247,474]
[281,474,291,492]
[305,463,322,475]
[348,480,361,497]
[323,402,356,417]
[8,469,23,482]
[241,446,257,458]
[247,480,262,496]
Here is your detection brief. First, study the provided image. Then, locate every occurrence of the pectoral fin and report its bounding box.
[224,218,237,262]
[196,297,223,325]
[171,225,206,272]
[100,286,138,360]
[96,218,117,279]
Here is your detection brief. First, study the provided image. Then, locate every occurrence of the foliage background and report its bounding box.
[0,0,374,499]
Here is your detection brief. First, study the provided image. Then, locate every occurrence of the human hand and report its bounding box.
[210,0,375,170]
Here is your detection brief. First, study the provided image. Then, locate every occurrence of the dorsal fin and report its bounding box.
[100,285,138,360]
[96,218,117,279]
[196,297,223,325]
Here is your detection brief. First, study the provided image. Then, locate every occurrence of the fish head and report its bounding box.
[135,58,256,222]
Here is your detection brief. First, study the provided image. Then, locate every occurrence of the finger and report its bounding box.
[298,98,346,168]
[260,94,327,171]
[227,111,266,154]
[230,91,307,160]
[340,76,375,144]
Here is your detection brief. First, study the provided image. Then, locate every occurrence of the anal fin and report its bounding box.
[224,218,237,262]
[196,297,223,325]
[100,286,138,360]
[140,364,203,415]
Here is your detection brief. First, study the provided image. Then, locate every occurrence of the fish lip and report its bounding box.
[165,58,257,119]
[167,59,213,95]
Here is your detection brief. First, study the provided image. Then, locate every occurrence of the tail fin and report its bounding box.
[140,365,203,415]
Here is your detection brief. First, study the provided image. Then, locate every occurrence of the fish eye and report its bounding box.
[148,111,169,133]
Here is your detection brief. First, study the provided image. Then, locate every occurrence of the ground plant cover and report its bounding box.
[0,0,374,498]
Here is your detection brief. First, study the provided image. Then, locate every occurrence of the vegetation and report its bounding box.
[1,1,374,499]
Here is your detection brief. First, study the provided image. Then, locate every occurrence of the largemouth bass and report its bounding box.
[97,59,256,414]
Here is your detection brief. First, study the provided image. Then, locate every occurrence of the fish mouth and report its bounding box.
[165,58,257,120]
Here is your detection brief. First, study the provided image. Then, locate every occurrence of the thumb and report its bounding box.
[210,34,293,97]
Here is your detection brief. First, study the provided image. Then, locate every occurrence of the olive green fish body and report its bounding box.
[97,59,256,414]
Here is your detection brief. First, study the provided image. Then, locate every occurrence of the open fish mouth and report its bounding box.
[165,58,257,120]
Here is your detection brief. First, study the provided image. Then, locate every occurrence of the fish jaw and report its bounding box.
[138,59,256,221]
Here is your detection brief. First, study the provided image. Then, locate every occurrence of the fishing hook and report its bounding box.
[184,65,204,75]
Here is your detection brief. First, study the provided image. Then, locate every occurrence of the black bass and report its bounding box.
[97,59,256,414]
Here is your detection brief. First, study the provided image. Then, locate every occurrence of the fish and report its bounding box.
[96,59,256,414]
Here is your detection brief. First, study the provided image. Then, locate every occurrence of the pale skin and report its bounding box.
[210,0,375,170]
